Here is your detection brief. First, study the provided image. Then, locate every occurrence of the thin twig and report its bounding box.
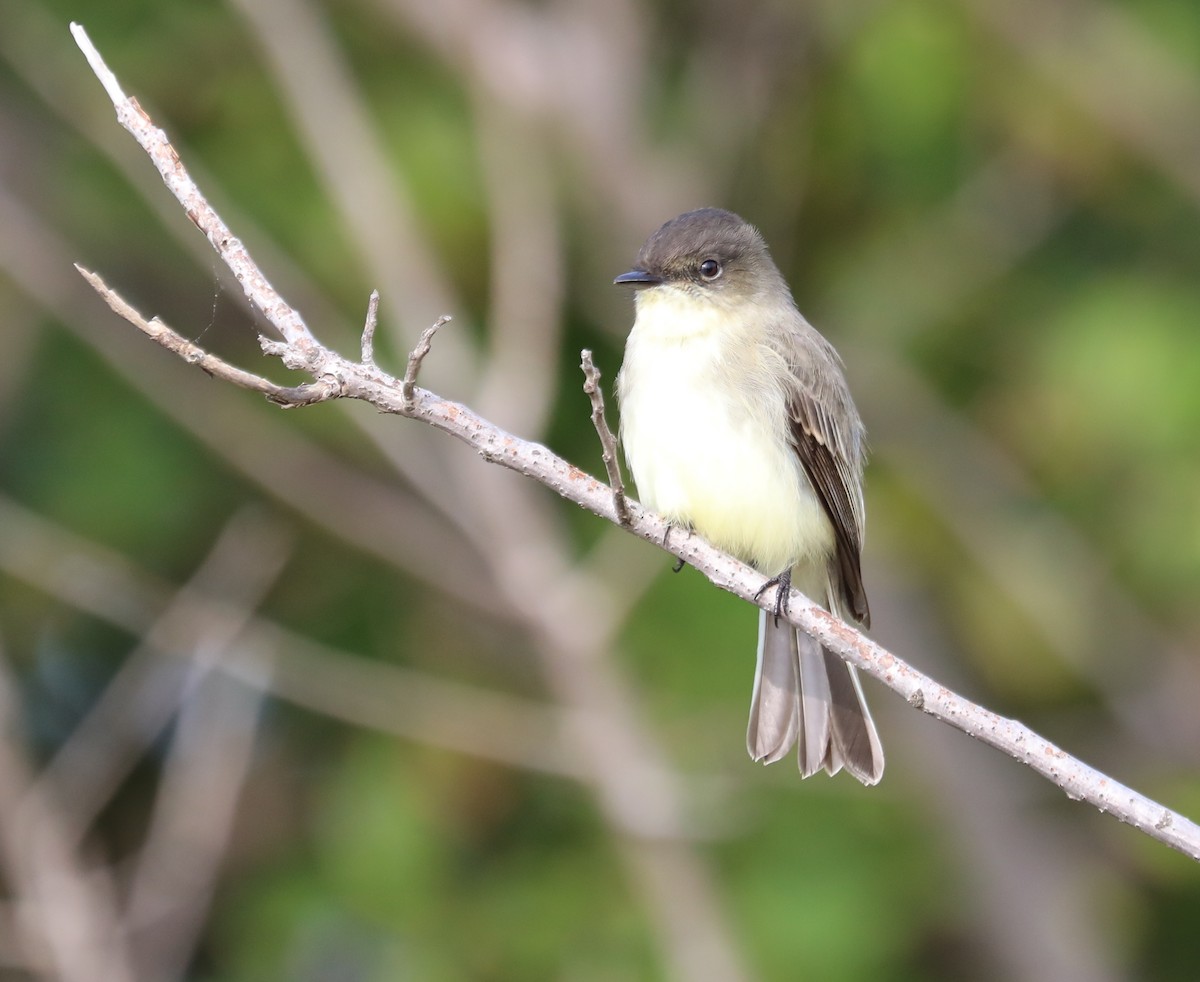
[402,315,451,406]
[361,289,380,366]
[581,349,629,524]
[76,267,339,407]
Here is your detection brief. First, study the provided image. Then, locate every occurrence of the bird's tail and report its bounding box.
[746,598,884,785]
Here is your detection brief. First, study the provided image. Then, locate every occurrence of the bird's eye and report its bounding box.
[698,258,722,280]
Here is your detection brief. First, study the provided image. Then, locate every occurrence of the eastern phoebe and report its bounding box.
[614,208,883,784]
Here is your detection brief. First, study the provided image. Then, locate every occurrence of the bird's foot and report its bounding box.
[754,568,792,626]
[663,523,687,572]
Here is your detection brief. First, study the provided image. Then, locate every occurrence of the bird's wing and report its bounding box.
[784,346,870,627]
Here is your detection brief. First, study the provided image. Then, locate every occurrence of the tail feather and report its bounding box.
[796,625,834,778]
[747,606,884,786]
[746,609,799,763]
[823,647,884,784]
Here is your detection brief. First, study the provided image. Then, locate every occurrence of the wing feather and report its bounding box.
[779,329,870,626]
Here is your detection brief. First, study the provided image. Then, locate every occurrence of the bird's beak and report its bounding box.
[613,268,663,286]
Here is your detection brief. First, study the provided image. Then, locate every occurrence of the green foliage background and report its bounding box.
[2,0,1200,979]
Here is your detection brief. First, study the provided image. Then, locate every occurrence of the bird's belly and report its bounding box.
[620,336,832,574]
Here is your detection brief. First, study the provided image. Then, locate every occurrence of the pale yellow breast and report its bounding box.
[617,288,833,575]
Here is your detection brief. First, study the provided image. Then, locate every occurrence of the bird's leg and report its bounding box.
[754,568,792,626]
[662,523,687,572]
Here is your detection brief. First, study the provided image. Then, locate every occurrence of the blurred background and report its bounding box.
[1,0,1199,978]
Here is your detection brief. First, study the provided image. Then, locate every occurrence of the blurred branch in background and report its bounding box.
[0,495,586,781]
[230,0,478,385]
[0,639,135,982]
[962,0,1200,208]
[29,509,287,854]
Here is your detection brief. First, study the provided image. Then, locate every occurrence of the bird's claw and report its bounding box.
[754,569,792,626]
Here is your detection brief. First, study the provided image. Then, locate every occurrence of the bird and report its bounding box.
[614,207,883,784]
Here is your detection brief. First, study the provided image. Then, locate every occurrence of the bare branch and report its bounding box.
[68,21,1200,867]
[581,349,630,525]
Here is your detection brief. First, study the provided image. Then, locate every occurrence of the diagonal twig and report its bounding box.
[402,314,452,406]
[76,266,340,407]
[581,349,630,524]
